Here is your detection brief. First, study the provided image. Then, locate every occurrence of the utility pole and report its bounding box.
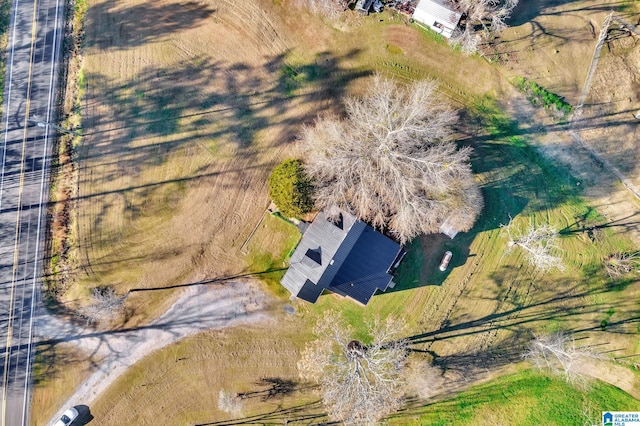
[26,117,82,136]
[574,12,613,113]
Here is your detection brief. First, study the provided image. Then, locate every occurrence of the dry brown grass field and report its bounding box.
[30,0,640,424]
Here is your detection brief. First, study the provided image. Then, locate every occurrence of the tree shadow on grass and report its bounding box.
[237,377,318,403]
[77,49,367,187]
[86,1,216,50]
[81,48,365,149]
[195,400,334,426]
[404,277,618,346]
[386,98,571,293]
[383,95,640,298]
[63,49,368,282]
[509,0,633,30]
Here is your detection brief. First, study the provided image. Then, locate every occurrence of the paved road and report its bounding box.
[0,0,64,423]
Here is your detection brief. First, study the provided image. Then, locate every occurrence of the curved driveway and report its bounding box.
[0,0,64,424]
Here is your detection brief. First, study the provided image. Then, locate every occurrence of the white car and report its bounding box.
[54,407,79,426]
[439,251,453,272]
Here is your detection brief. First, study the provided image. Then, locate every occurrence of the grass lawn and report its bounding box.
[30,343,98,426]
[78,51,640,426]
[244,212,302,298]
[86,325,320,426]
[389,369,640,425]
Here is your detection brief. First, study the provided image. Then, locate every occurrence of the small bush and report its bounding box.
[514,77,572,115]
[269,159,314,218]
[218,389,243,416]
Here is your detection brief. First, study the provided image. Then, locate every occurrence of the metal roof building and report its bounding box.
[412,0,462,38]
[281,210,404,305]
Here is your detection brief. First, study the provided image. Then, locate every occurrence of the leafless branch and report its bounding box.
[449,0,519,54]
[77,286,125,326]
[580,401,600,426]
[523,332,600,387]
[304,75,483,244]
[604,252,640,279]
[297,312,426,424]
[217,389,244,417]
[501,217,564,272]
[403,358,444,400]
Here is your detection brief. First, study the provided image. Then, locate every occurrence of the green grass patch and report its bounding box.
[413,21,447,46]
[75,0,88,15]
[514,76,572,115]
[245,213,302,297]
[468,97,636,281]
[385,43,404,55]
[280,63,301,95]
[393,239,425,289]
[325,95,640,340]
[277,52,337,96]
[388,370,640,425]
[76,67,86,108]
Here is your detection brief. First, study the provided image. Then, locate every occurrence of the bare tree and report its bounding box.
[303,75,483,244]
[604,252,640,279]
[298,312,413,424]
[523,332,600,387]
[217,389,244,417]
[449,0,519,54]
[580,401,600,426]
[404,358,444,400]
[77,286,125,326]
[502,217,564,272]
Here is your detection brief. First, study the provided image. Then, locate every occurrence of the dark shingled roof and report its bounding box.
[281,210,403,305]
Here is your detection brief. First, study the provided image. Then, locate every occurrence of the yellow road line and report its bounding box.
[1,0,39,423]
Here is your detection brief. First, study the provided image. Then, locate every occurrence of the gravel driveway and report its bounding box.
[38,280,271,425]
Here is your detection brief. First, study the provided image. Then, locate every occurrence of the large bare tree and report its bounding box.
[449,0,519,54]
[298,312,440,424]
[523,332,600,387]
[502,217,564,272]
[303,75,483,244]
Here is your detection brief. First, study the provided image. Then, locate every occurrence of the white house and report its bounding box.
[412,0,462,39]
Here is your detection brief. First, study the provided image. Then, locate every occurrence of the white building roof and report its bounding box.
[412,0,462,38]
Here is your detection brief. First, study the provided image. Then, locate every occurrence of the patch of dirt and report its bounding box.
[578,31,640,188]
[582,358,640,399]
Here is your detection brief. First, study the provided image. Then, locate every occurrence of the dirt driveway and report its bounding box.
[39,280,271,425]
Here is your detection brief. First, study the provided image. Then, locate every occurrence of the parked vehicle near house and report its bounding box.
[439,251,453,272]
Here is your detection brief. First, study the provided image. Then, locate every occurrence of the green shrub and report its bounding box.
[268,159,314,218]
[513,77,572,115]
